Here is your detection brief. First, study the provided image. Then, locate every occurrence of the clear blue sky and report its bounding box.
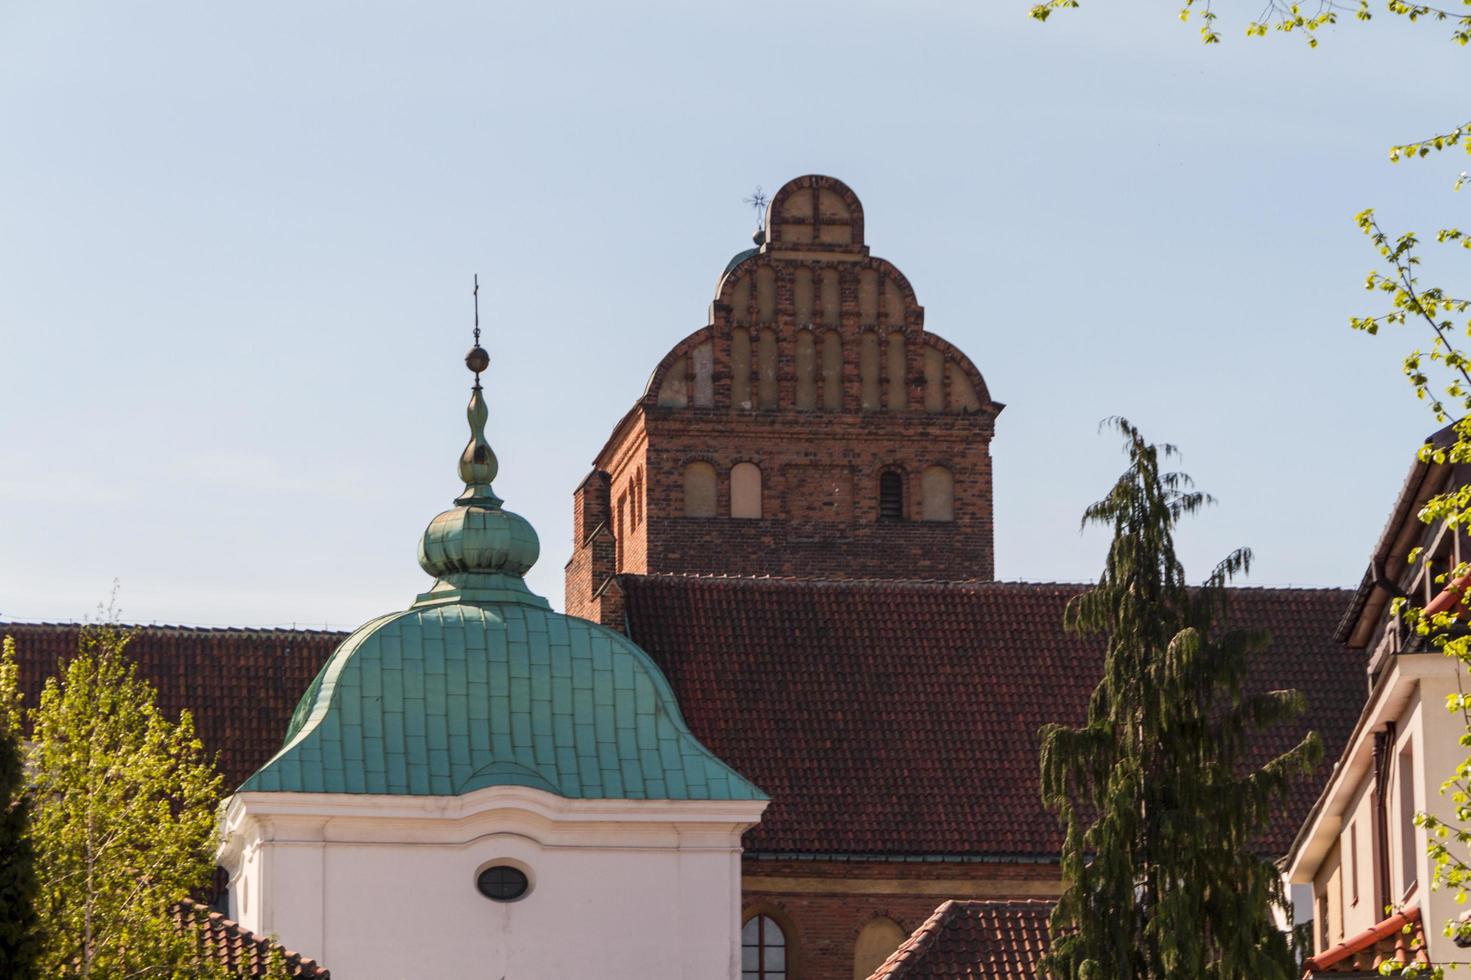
[1,1,1465,628]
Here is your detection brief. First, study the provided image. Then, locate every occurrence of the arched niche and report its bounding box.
[853,916,908,980]
[921,466,955,522]
[731,462,762,519]
[683,462,717,518]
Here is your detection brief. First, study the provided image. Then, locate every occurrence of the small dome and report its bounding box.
[413,381,541,593]
[240,603,764,801]
[419,505,539,580]
[237,344,764,804]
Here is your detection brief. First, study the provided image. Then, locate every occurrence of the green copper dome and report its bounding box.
[417,381,540,585]
[240,343,763,803]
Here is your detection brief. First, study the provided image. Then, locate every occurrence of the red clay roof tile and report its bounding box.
[867,899,1052,979]
[621,576,1363,857]
[1,623,342,790]
[176,897,329,978]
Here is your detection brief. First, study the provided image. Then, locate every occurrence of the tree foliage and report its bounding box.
[0,637,42,980]
[1029,3,1471,974]
[1039,419,1323,980]
[28,623,224,978]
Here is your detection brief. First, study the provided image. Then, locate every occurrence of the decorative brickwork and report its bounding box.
[566,175,1002,624]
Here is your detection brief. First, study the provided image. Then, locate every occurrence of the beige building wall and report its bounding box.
[1290,653,1471,965]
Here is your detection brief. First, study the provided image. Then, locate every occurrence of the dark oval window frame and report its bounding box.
[475,863,531,903]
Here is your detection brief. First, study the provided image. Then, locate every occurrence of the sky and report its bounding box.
[1,1,1467,629]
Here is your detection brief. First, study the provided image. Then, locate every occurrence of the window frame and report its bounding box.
[741,911,790,980]
[878,469,905,522]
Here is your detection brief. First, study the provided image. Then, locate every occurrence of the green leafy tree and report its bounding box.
[0,637,42,979]
[1027,4,1471,976]
[29,623,224,978]
[1039,419,1323,980]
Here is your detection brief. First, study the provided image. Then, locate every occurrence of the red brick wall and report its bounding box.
[565,175,1003,615]
[742,857,1059,980]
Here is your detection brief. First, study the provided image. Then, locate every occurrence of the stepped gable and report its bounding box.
[620,575,1363,857]
[0,622,342,789]
[865,900,1052,980]
[567,175,1004,627]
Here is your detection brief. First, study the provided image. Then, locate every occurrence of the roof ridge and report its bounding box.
[622,574,1353,594]
[866,899,959,979]
[0,621,348,636]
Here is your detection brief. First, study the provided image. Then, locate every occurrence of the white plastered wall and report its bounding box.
[218,787,766,980]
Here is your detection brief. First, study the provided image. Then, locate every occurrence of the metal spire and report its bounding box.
[466,274,488,389]
[744,185,768,231]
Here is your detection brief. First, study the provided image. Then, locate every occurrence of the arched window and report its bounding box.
[921,466,954,522]
[633,467,644,528]
[731,462,763,519]
[879,470,904,521]
[742,914,787,980]
[853,917,908,980]
[683,462,717,518]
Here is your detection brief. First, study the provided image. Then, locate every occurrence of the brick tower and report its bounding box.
[565,174,1003,626]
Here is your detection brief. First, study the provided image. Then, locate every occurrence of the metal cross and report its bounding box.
[744,185,768,229]
[472,274,481,347]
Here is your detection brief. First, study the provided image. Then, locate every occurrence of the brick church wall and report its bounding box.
[566,174,1003,627]
[742,857,1060,980]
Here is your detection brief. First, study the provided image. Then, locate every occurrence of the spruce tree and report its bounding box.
[1038,419,1324,980]
[0,637,41,979]
[29,623,223,978]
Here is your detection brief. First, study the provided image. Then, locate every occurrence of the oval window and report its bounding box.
[476,865,530,902]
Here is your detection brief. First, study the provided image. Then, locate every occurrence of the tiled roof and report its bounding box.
[241,603,765,801]
[1303,905,1427,975]
[867,899,1051,979]
[621,576,1363,857]
[176,898,330,977]
[0,622,343,790]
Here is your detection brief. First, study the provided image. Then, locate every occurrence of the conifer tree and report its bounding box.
[29,623,223,978]
[1038,419,1324,980]
[0,636,41,980]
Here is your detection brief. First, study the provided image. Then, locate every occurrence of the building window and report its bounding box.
[1399,744,1418,897]
[683,462,717,518]
[731,462,762,519]
[879,470,904,521]
[853,917,908,979]
[476,865,530,902]
[742,914,787,979]
[632,468,644,528]
[920,466,954,522]
[1349,821,1359,906]
[616,493,627,567]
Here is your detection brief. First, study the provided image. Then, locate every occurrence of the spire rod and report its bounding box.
[466,274,488,390]
[744,185,768,231]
